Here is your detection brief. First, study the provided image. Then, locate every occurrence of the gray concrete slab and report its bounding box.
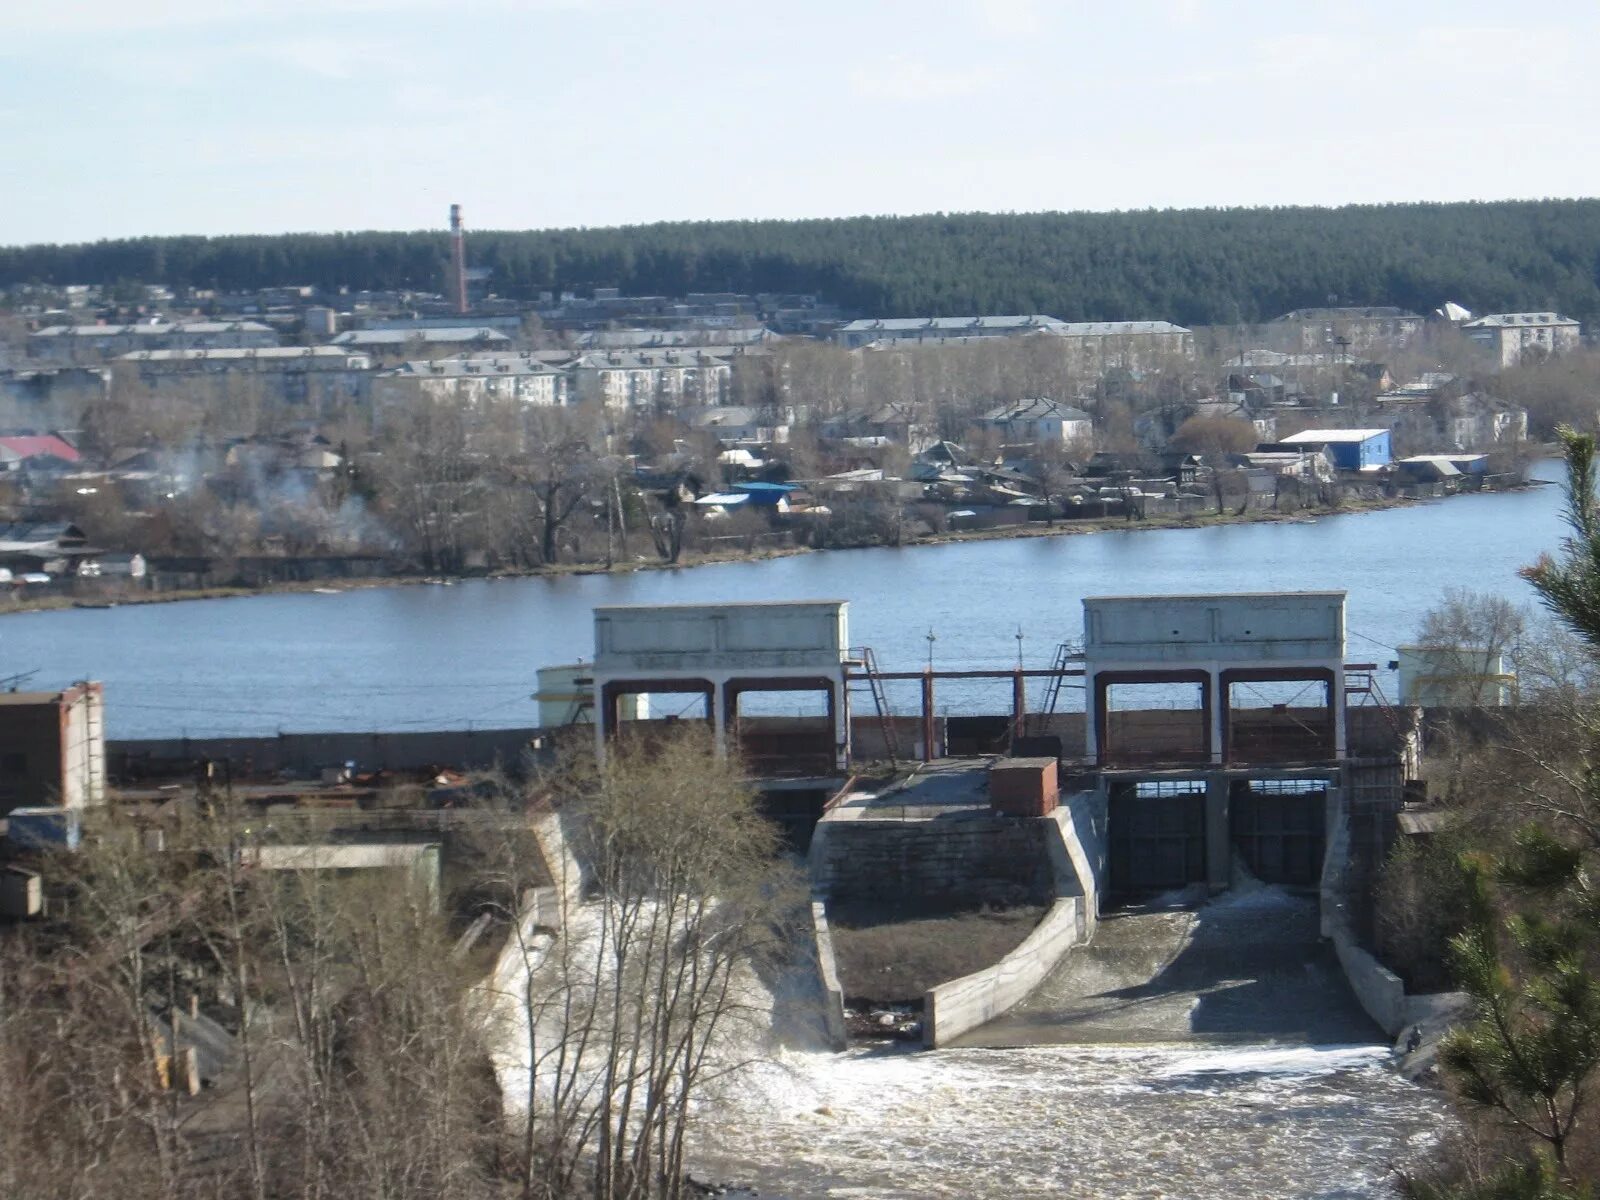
[952,883,1379,1048]
[824,758,996,823]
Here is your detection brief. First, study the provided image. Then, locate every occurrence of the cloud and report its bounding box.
[254,36,390,80]
[1169,0,1202,25]
[975,0,1041,37]
[850,56,994,102]
[2,0,590,36]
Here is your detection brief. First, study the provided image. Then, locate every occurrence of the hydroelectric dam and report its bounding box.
[559,592,1448,1195]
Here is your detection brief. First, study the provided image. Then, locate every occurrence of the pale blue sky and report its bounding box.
[4,0,1598,245]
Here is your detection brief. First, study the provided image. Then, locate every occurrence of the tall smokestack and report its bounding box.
[449,203,468,315]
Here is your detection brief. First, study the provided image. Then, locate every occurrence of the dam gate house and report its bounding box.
[577,592,1407,904]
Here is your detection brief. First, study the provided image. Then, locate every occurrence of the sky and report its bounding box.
[4,0,1600,245]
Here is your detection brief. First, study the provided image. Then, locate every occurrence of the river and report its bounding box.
[0,472,1566,738]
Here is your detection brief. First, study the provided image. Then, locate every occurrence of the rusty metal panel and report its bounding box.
[1230,785,1326,886]
[1108,785,1207,895]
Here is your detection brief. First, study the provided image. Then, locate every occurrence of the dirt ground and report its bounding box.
[827,899,1047,1002]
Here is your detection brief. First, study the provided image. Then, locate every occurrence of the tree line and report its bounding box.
[6,200,1600,326]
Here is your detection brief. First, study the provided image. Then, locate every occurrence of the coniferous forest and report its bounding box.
[5,199,1600,325]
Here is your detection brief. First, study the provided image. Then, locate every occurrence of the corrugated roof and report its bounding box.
[838,315,1067,334]
[1461,312,1580,328]
[1281,428,1388,443]
[981,397,1093,423]
[244,844,438,871]
[119,347,364,363]
[32,321,273,337]
[1053,321,1191,336]
[332,328,511,345]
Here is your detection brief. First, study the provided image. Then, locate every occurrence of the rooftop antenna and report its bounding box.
[925,627,937,673]
[1015,625,1025,670]
[449,203,468,315]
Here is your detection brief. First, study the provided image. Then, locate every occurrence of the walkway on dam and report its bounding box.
[951,880,1378,1048]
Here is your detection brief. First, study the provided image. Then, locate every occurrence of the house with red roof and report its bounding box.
[0,435,82,471]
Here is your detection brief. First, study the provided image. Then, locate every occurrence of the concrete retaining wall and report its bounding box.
[812,816,1052,905]
[924,896,1082,1046]
[1320,787,1409,1038]
[1331,930,1409,1036]
[922,793,1103,1047]
[811,901,849,1051]
[532,810,587,918]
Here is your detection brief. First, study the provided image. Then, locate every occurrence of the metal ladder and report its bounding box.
[1029,641,1079,734]
[1344,665,1405,744]
[851,646,900,765]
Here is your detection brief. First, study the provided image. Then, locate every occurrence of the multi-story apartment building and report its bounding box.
[1269,307,1424,354]
[832,314,1070,349]
[1461,312,1582,368]
[29,320,280,363]
[0,365,110,429]
[374,354,570,410]
[115,347,372,410]
[329,327,514,359]
[1053,320,1194,374]
[568,349,731,409]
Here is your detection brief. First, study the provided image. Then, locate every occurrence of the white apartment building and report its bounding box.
[30,320,280,363]
[568,349,731,409]
[374,354,570,409]
[1461,312,1581,368]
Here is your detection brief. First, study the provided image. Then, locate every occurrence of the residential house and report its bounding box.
[1370,377,1528,453]
[1235,449,1335,482]
[819,402,936,454]
[29,321,280,363]
[973,397,1094,446]
[1461,312,1582,368]
[0,521,92,575]
[0,434,82,473]
[686,405,789,445]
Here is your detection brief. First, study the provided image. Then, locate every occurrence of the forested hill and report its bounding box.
[6,200,1600,326]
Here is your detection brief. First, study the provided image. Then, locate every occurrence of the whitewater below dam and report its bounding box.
[686,885,1453,1199]
[690,1040,1448,1200]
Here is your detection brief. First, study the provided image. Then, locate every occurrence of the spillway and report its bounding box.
[690,884,1450,1198]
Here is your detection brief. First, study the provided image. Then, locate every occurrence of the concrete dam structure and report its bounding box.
[564,592,1419,1049]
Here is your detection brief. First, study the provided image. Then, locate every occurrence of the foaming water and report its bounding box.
[690,885,1451,1198]
[692,1040,1449,1199]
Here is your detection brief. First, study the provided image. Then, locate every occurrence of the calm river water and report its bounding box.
[0,469,1567,738]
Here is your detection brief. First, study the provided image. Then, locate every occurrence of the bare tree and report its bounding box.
[490,729,801,1200]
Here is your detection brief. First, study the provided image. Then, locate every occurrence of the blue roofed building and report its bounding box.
[732,481,798,508]
[1279,428,1392,471]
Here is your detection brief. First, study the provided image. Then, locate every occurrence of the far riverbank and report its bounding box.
[0,484,1528,618]
[1,475,1563,739]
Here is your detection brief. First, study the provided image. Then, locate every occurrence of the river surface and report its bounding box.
[0,472,1567,737]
